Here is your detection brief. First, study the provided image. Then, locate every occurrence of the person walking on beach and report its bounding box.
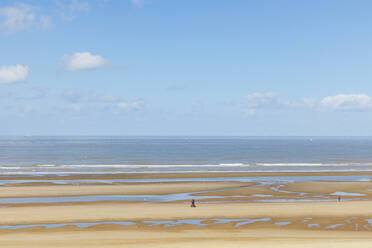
[338,196,341,202]
[191,199,196,207]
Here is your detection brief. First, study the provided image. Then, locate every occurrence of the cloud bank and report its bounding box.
[0,65,29,84]
[62,52,109,71]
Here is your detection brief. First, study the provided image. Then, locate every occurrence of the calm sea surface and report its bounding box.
[1,136,372,175]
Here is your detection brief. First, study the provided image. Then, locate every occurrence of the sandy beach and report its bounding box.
[0,172,371,247]
[4,0,372,245]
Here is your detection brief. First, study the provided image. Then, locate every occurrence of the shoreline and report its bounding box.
[3,170,372,180]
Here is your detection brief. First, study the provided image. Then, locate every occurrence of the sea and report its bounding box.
[1,136,372,175]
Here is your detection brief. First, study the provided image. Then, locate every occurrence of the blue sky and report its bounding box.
[1,0,372,136]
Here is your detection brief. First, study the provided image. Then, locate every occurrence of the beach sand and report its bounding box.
[0,172,372,247]
[0,181,249,198]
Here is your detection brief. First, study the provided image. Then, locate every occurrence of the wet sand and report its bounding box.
[0,181,249,198]
[2,228,372,248]
[1,172,372,247]
[1,201,372,224]
[282,181,372,195]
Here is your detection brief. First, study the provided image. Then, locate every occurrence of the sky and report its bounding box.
[2,0,372,136]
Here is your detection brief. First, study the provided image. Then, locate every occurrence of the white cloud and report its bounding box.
[320,94,372,111]
[244,92,293,114]
[131,0,150,7]
[65,103,83,113]
[62,88,95,102]
[61,89,145,114]
[246,92,281,108]
[0,3,51,33]
[302,98,317,108]
[116,100,144,112]
[243,92,322,115]
[56,0,90,21]
[62,52,109,71]
[0,65,29,84]
[242,92,372,114]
